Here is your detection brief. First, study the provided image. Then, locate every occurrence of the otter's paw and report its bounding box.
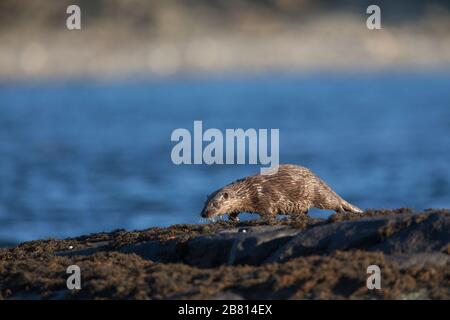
[259,213,277,224]
[229,213,240,223]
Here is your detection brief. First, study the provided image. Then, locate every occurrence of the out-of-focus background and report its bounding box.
[1,0,450,77]
[0,0,450,245]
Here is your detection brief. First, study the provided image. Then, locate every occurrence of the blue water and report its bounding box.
[0,72,449,244]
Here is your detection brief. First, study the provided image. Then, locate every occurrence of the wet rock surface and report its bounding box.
[0,209,449,299]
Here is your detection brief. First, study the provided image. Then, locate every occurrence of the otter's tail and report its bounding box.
[340,199,363,214]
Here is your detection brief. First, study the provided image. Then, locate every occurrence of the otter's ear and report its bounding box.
[222,192,229,200]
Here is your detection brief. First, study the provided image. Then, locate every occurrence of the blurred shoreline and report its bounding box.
[1,1,450,80]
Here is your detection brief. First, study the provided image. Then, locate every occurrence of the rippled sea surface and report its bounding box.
[0,72,449,244]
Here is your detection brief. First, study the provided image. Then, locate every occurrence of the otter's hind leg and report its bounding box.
[318,196,347,214]
[335,205,345,214]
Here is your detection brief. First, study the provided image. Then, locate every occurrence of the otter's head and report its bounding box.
[200,187,238,219]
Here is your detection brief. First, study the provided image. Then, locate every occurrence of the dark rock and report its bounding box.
[181,226,298,267]
[267,212,450,263]
[119,239,178,262]
[108,212,449,268]
[56,241,111,257]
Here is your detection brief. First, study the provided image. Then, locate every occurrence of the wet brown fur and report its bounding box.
[201,164,363,222]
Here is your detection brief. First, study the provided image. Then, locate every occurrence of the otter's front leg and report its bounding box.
[290,209,308,221]
[259,210,276,224]
[229,212,240,222]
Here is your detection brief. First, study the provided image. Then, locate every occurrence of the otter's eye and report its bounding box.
[222,192,229,200]
[212,201,219,208]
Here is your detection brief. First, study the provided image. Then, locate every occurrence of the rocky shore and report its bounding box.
[0,208,449,299]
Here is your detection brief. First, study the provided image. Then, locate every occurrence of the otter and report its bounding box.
[200,164,363,222]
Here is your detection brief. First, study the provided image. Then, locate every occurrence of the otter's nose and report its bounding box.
[201,209,208,218]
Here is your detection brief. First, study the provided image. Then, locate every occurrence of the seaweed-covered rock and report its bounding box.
[0,209,449,299]
[71,211,448,268]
